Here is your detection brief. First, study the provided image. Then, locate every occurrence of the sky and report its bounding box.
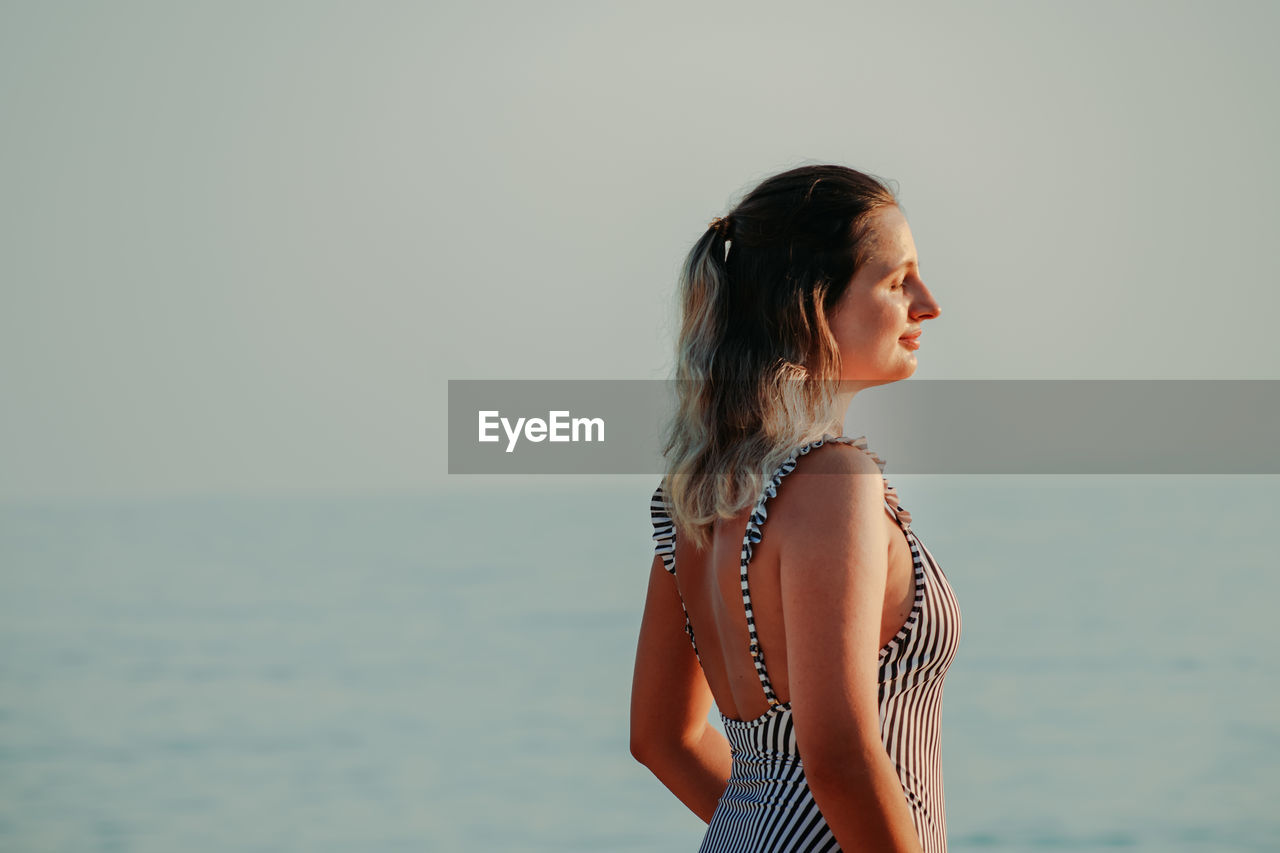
[1,0,1277,501]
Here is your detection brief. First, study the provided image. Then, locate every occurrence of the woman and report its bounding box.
[630,164,961,852]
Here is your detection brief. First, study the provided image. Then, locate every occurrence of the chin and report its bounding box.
[840,355,916,385]
[881,360,916,384]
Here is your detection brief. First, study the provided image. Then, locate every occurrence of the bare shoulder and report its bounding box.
[771,442,886,532]
[795,441,884,477]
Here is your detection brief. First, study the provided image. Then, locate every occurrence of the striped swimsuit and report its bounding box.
[649,435,962,852]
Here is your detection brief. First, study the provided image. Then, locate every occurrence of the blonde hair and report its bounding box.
[659,164,897,549]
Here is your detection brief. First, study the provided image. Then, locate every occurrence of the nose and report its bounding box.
[911,279,941,321]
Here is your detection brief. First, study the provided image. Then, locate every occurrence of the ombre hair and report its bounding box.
[659,164,898,549]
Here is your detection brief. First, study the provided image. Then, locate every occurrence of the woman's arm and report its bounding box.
[779,448,926,853]
[629,554,731,823]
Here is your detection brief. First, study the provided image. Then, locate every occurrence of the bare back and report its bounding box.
[668,441,917,722]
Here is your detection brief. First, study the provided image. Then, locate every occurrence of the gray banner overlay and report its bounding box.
[448,380,1279,474]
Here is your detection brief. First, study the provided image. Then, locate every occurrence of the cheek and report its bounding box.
[832,315,867,355]
[874,299,905,335]
[829,292,899,356]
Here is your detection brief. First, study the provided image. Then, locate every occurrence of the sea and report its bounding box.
[2,476,1277,852]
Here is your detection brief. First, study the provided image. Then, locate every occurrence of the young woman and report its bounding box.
[630,164,960,852]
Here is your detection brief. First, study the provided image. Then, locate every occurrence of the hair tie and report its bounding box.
[708,216,731,237]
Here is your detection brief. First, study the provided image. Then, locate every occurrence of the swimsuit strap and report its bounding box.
[740,433,892,707]
[650,481,700,661]
[883,477,914,534]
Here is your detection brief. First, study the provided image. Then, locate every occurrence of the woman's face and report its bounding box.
[827,205,941,386]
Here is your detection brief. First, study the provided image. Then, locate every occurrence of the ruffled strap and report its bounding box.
[740,433,909,706]
[650,481,699,659]
[883,480,913,530]
[741,433,899,564]
[649,481,676,575]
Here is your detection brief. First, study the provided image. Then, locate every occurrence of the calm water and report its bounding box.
[2,477,1278,852]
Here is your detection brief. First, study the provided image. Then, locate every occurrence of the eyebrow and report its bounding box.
[886,257,918,274]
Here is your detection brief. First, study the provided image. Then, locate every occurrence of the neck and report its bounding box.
[831,382,866,434]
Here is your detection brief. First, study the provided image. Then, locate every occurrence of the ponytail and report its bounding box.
[676,219,733,388]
